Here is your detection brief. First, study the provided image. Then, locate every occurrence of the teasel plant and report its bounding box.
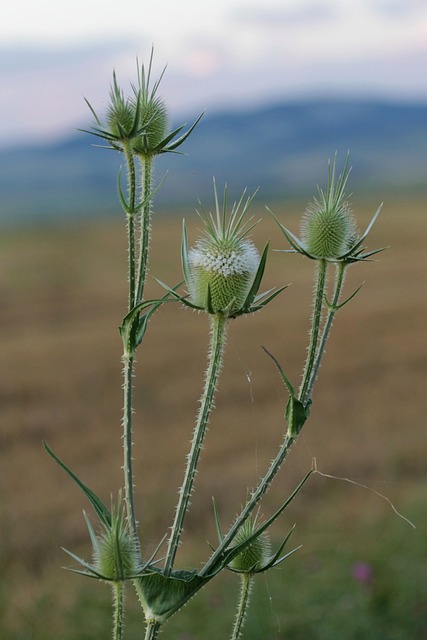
[44,49,385,640]
[80,49,203,547]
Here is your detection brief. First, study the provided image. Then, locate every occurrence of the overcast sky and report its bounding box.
[1,0,427,147]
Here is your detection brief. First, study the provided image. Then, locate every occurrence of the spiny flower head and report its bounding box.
[92,501,139,582]
[62,494,140,583]
[183,182,262,316]
[82,50,202,156]
[228,513,271,573]
[300,156,357,260]
[272,155,384,264]
[129,57,169,156]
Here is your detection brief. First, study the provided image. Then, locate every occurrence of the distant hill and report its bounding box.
[1,99,426,223]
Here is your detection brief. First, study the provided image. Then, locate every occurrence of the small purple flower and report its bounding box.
[352,561,373,585]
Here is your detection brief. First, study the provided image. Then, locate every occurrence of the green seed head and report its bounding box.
[299,156,358,260]
[301,199,357,259]
[133,95,169,155]
[188,237,259,315]
[228,516,271,573]
[104,71,138,147]
[106,99,136,142]
[93,509,138,581]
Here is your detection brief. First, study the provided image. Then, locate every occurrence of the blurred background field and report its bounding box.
[0,194,426,638]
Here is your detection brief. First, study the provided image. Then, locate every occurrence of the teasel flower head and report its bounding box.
[61,493,143,583]
[300,159,357,260]
[174,181,288,318]
[81,49,203,156]
[92,499,139,582]
[228,514,272,573]
[272,155,385,264]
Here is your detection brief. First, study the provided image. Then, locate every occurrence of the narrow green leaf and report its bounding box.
[181,220,192,285]
[253,284,289,309]
[155,124,186,150]
[133,171,168,215]
[206,282,215,315]
[117,166,130,214]
[83,510,99,551]
[212,497,224,544]
[243,242,269,309]
[324,281,364,312]
[262,346,295,396]
[341,203,383,259]
[83,97,102,125]
[163,112,204,151]
[262,346,309,435]
[43,442,111,527]
[268,208,315,259]
[62,547,106,579]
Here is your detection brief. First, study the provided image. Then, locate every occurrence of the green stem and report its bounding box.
[230,575,253,640]
[112,582,125,640]
[306,262,346,399]
[122,353,138,546]
[299,258,328,406]
[135,154,154,305]
[121,154,154,550]
[164,313,228,575]
[200,433,294,578]
[144,620,161,640]
[123,144,138,309]
[127,213,136,308]
[121,148,138,543]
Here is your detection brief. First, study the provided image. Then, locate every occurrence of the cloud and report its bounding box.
[373,0,426,19]
[231,1,337,27]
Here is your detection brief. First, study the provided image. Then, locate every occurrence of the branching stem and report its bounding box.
[200,433,294,577]
[121,153,155,549]
[123,144,137,308]
[306,261,346,399]
[135,155,154,305]
[299,258,328,406]
[164,313,228,575]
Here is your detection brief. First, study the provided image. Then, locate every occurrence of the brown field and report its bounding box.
[0,194,426,632]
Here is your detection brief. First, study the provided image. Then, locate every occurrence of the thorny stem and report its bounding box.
[123,144,137,309]
[122,353,138,547]
[306,261,347,399]
[121,146,139,545]
[164,313,229,575]
[112,582,125,640]
[135,155,154,305]
[200,433,295,578]
[144,620,162,640]
[121,153,154,550]
[230,574,254,640]
[299,258,328,406]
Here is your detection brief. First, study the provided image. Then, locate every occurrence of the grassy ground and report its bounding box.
[0,193,426,638]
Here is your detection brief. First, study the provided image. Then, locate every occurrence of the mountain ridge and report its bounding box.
[1,98,426,223]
